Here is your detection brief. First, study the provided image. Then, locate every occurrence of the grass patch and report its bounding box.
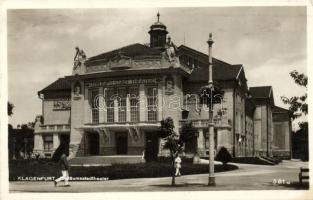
[9,159,238,181]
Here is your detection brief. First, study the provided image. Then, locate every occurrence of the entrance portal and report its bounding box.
[88,132,99,155]
[59,134,70,147]
[145,132,159,162]
[116,132,128,155]
[185,136,197,154]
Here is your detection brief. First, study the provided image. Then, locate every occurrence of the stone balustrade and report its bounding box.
[179,119,218,128]
[35,124,71,133]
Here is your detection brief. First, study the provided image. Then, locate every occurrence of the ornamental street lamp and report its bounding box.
[199,33,223,186]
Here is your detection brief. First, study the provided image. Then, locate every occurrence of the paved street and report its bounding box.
[10,160,309,192]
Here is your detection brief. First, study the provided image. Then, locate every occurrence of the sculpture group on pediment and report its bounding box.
[164,37,180,66]
[73,46,87,71]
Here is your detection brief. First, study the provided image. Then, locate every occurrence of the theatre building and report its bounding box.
[34,14,291,162]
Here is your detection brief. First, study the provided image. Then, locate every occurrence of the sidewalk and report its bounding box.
[9,160,308,192]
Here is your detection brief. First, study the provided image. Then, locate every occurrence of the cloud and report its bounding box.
[246,55,307,110]
[7,7,307,127]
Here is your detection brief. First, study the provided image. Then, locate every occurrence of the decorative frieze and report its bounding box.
[86,65,108,73]
[53,99,71,110]
[85,59,162,73]
[85,77,162,88]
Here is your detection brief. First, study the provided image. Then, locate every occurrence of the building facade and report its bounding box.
[34,14,291,161]
[272,106,292,159]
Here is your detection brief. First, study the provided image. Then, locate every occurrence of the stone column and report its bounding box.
[103,88,107,122]
[34,134,44,153]
[114,97,119,122]
[157,81,163,121]
[126,93,131,122]
[197,129,205,156]
[53,133,60,150]
[139,84,146,122]
[98,87,105,123]
[99,130,104,155]
[84,87,91,124]
[216,123,232,153]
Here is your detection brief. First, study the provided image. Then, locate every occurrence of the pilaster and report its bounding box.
[157,81,163,121]
[84,87,91,124]
[139,84,146,122]
[126,93,131,122]
[99,87,105,123]
[34,134,43,152]
[197,129,205,156]
[53,133,60,150]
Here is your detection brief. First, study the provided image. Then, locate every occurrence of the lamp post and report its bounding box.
[200,33,222,186]
[207,33,215,186]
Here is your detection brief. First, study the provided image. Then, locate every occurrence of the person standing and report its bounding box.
[54,153,70,187]
[175,154,182,177]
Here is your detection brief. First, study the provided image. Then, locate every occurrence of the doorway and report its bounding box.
[59,134,70,147]
[88,132,100,155]
[185,136,197,154]
[116,132,128,155]
[145,132,159,162]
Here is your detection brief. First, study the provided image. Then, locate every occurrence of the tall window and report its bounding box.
[241,114,244,134]
[90,89,99,123]
[106,88,115,123]
[146,86,158,121]
[117,87,127,122]
[43,135,53,151]
[129,86,139,122]
[235,112,239,133]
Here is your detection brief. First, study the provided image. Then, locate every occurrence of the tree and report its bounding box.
[292,123,308,161]
[215,147,232,165]
[158,117,195,186]
[281,70,308,160]
[180,122,198,155]
[281,70,307,120]
[8,102,14,159]
[8,101,14,116]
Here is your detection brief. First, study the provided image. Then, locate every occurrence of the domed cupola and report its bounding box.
[148,12,168,50]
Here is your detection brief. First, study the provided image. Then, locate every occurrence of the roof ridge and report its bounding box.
[88,43,144,60]
[178,44,235,67]
[39,77,71,94]
[86,43,162,63]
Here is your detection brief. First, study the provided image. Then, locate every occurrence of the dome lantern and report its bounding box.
[148,12,168,49]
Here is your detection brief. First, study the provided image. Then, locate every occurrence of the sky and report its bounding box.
[7,7,307,128]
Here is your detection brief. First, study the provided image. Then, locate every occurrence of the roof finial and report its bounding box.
[157,11,160,22]
[207,32,214,46]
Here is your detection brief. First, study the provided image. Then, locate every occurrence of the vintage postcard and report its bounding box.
[0,1,312,200]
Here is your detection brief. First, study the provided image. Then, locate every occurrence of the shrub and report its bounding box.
[9,159,239,181]
[215,147,232,165]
